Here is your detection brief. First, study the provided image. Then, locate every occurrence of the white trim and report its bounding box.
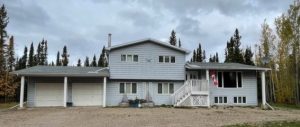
[63,77,68,107]
[103,77,107,107]
[119,82,138,95]
[233,96,247,104]
[261,71,266,108]
[20,76,25,108]
[158,55,176,63]
[214,96,228,104]
[157,82,174,95]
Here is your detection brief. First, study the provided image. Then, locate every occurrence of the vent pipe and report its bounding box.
[108,33,112,47]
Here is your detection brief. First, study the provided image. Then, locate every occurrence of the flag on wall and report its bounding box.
[210,70,218,86]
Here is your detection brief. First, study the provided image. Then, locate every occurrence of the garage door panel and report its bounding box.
[72,83,103,106]
[35,83,64,107]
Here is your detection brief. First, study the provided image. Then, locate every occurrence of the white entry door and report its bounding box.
[35,83,64,107]
[72,83,103,106]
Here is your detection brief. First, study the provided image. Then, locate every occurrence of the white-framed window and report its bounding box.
[158,83,174,94]
[121,54,138,62]
[214,96,227,104]
[233,96,246,104]
[158,56,175,63]
[217,71,242,88]
[120,82,137,94]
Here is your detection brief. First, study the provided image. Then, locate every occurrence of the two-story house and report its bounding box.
[12,37,270,108]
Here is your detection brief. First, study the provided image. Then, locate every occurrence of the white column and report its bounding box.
[64,77,68,107]
[261,71,266,109]
[206,70,210,107]
[103,77,107,107]
[20,76,25,108]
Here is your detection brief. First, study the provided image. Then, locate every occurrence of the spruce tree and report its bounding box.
[19,46,27,69]
[56,51,61,66]
[77,59,81,67]
[28,42,34,67]
[215,52,219,63]
[202,50,206,62]
[196,43,202,62]
[98,46,108,67]
[224,29,244,63]
[244,47,254,65]
[84,57,89,67]
[36,43,41,65]
[178,38,182,48]
[192,50,196,62]
[61,45,69,66]
[91,55,97,67]
[169,30,177,46]
[7,36,15,71]
[0,5,8,74]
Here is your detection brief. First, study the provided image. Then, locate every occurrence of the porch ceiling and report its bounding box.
[185,62,271,71]
[11,66,110,77]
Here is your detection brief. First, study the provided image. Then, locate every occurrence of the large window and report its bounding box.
[158,56,175,63]
[121,54,138,62]
[217,72,242,88]
[120,82,137,94]
[158,83,174,94]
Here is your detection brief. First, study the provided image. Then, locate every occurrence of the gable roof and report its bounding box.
[106,38,190,54]
[185,62,270,71]
[11,66,109,77]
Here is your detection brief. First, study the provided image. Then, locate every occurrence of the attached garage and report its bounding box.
[72,83,103,106]
[35,83,64,107]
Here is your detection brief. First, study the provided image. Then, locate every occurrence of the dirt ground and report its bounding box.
[0,107,300,127]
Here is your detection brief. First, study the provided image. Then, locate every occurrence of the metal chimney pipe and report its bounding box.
[108,33,112,47]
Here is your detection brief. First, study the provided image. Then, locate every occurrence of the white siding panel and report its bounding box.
[210,71,258,106]
[109,42,186,80]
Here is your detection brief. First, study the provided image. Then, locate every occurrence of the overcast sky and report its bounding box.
[2,0,294,65]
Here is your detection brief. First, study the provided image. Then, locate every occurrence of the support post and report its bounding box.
[64,77,68,107]
[103,77,107,107]
[206,70,210,107]
[261,71,266,109]
[20,76,25,108]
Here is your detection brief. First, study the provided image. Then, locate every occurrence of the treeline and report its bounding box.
[255,0,300,104]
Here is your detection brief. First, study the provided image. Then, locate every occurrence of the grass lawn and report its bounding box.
[271,103,300,110]
[0,102,18,110]
[225,121,300,127]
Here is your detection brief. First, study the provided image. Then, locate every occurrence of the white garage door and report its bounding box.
[72,83,103,106]
[35,83,64,107]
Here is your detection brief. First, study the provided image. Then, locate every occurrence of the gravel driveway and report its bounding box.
[0,107,299,127]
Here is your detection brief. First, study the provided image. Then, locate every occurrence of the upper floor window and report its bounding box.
[159,56,175,63]
[121,54,138,62]
[217,72,242,88]
[158,83,174,94]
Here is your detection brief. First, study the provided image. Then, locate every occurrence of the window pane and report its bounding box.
[224,97,227,103]
[238,72,242,87]
[163,83,168,94]
[158,83,162,94]
[169,83,174,94]
[243,97,246,103]
[126,83,131,94]
[121,55,126,61]
[214,97,218,103]
[171,56,175,63]
[120,83,125,93]
[234,97,237,103]
[165,56,170,63]
[159,56,164,63]
[133,55,138,62]
[219,97,223,103]
[218,72,222,87]
[132,83,137,94]
[127,55,132,62]
[238,97,242,103]
[223,72,237,88]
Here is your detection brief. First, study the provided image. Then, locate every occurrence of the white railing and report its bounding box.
[173,79,209,106]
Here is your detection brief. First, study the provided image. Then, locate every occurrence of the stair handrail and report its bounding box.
[172,80,192,105]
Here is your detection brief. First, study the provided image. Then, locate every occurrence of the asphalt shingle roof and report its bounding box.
[11,66,109,77]
[185,62,270,71]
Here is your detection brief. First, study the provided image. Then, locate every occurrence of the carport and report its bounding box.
[11,66,109,108]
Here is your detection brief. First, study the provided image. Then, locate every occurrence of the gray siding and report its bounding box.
[106,81,183,106]
[209,71,258,106]
[109,42,186,80]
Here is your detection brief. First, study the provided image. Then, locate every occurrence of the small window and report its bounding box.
[159,56,164,63]
[158,83,162,94]
[214,96,227,104]
[169,83,174,94]
[214,97,218,103]
[243,97,246,103]
[165,56,170,63]
[132,83,137,93]
[234,97,237,103]
[219,97,223,103]
[127,55,133,62]
[121,55,126,61]
[171,56,175,63]
[234,96,246,104]
[120,83,125,93]
[224,97,227,103]
[133,55,138,62]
